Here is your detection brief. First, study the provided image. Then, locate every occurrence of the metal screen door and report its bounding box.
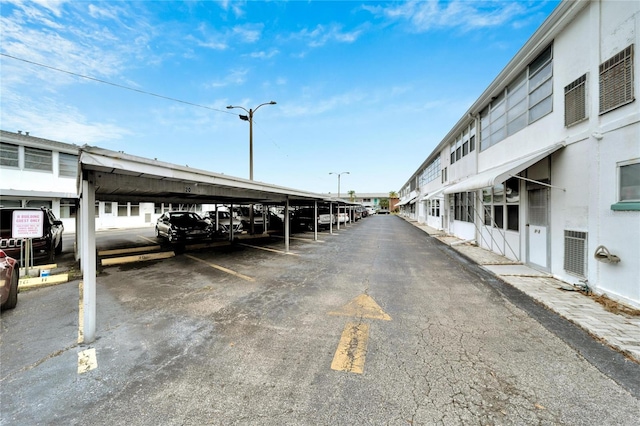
[527,188,549,270]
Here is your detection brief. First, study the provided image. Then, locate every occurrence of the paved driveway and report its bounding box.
[1,216,639,425]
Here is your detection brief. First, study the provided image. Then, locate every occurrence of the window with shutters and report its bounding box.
[564,74,587,126]
[24,147,52,171]
[599,45,634,114]
[59,153,78,177]
[0,143,19,168]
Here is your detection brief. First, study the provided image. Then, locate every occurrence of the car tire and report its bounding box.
[55,238,63,255]
[1,268,18,310]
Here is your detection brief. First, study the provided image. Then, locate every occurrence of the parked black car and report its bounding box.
[0,207,64,264]
[155,211,212,243]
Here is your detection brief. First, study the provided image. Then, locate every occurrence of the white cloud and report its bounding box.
[364,0,527,32]
[1,92,130,145]
[291,23,363,48]
[248,49,279,59]
[206,68,249,88]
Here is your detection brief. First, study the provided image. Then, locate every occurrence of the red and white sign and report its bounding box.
[12,210,44,239]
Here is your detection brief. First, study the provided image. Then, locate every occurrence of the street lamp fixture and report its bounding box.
[227,101,276,235]
[226,101,277,181]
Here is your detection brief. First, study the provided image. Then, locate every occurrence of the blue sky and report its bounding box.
[0,0,560,195]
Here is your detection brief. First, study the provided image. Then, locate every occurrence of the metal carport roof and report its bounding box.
[76,145,341,344]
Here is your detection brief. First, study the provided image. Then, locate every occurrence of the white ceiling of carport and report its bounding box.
[78,146,333,206]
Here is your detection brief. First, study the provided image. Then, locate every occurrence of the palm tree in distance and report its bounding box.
[348,190,356,202]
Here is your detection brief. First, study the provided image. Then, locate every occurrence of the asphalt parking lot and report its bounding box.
[2,215,639,425]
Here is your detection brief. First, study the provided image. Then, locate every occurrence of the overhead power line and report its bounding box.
[0,52,233,114]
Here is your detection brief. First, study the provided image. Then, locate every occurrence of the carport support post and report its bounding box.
[80,177,97,343]
[284,198,290,253]
[229,203,234,242]
[329,202,333,234]
[314,201,318,241]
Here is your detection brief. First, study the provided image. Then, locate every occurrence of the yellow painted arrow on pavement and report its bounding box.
[329,294,391,374]
[328,293,392,321]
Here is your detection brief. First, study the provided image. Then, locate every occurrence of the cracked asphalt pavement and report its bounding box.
[1,215,639,425]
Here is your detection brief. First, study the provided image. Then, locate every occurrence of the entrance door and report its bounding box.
[527,188,549,270]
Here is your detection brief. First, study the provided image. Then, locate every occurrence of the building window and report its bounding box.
[26,199,52,209]
[482,178,520,230]
[0,143,19,168]
[24,147,52,172]
[507,71,528,136]
[59,153,78,177]
[60,198,77,219]
[130,203,140,216]
[418,157,441,186]
[442,167,447,183]
[600,44,634,114]
[95,201,100,217]
[528,45,553,123]
[469,135,475,152]
[505,178,520,203]
[507,205,519,231]
[453,192,474,223]
[104,202,113,214]
[118,203,128,217]
[620,162,640,202]
[481,44,553,151]
[494,205,504,228]
[565,74,587,126]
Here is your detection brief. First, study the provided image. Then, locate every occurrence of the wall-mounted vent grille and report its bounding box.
[599,44,634,114]
[564,230,587,277]
[565,74,587,126]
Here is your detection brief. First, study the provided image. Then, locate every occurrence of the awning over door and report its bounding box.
[423,186,447,200]
[397,191,418,206]
[443,143,564,194]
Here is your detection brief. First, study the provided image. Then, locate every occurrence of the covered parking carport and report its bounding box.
[76,146,342,343]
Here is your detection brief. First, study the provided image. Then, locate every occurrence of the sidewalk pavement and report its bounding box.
[405,219,640,364]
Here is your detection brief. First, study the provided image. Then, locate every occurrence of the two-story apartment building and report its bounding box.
[398,0,639,308]
[0,130,163,231]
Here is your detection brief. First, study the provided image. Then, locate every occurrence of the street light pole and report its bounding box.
[227,101,277,181]
[329,171,349,230]
[227,101,276,234]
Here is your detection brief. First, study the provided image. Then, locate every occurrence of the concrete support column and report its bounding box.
[284,198,290,253]
[80,176,96,343]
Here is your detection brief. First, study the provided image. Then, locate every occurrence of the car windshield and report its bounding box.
[169,212,200,225]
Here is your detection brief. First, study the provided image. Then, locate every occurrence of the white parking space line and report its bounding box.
[185,254,255,282]
[138,235,159,244]
[273,235,325,243]
[78,348,98,374]
[239,243,299,256]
